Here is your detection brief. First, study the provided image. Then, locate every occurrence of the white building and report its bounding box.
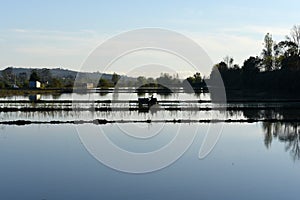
[83,83,94,89]
[29,81,41,89]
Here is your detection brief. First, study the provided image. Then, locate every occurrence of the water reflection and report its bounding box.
[239,108,300,160]
[243,108,300,120]
[0,91,211,101]
[263,122,300,161]
[28,94,41,102]
[99,91,109,96]
[52,93,62,99]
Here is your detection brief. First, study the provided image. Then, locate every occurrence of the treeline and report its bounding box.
[210,25,300,92]
[0,68,74,89]
[98,73,185,88]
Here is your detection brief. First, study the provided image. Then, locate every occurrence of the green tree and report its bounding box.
[262,33,274,71]
[18,72,28,88]
[39,68,52,83]
[277,25,300,70]
[49,78,63,88]
[273,43,284,69]
[224,56,234,68]
[111,73,120,86]
[29,70,40,82]
[1,67,14,85]
[242,56,261,73]
[0,80,5,89]
[156,73,180,86]
[288,25,300,55]
[98,78,111,88]
[215,61,228,72]
[136,76,147,86]
[242,56,261,88]
[186,72,204,88]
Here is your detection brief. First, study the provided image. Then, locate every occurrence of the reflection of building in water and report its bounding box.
[29,94,41,102]
[263,122,300,161]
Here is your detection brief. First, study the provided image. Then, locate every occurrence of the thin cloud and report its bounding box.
[223,25,291,37]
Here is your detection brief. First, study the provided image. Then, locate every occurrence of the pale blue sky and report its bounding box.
[0,0,299,75]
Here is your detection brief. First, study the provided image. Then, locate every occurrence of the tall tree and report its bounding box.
[186,72,203,88]
[136,76,147,86]
[39,68,52,83]
[98,78,111,88]
[289,25,300,55]
[223,56,234,68]
[242,56,261,73]
[262,33,274,71]
[29,70,40,82]
[277,25,300,70]
[111,72,120,86]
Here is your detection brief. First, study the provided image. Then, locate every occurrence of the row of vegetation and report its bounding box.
[98,73,183,89]
[210,25,300,92]
[1,25,300,95]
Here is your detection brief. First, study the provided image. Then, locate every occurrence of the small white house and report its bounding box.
[83,83,94,89]
[29,81,41,89]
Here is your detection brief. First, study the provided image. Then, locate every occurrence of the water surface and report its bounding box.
[0,122,299,199]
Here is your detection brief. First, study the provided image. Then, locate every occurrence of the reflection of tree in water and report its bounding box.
[52,93,62,99]
[99,91,109,97]
[263,122,300,161]
[243,108,300,121]
[242,108,300,160]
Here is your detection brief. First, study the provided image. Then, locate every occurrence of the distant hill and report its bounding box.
[0,67,135,87]
[0,67,132,83]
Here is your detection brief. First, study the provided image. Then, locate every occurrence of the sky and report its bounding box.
[0,0,299,77]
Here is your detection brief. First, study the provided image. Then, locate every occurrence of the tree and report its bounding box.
[111,73,120,86]
[232,64,240,70]
[98,78,111,88]
[136,76,147,86]
[262,33,274,71]
[18,72,28,88]
[277,25,300,70]
[223,56,234,68]
[273,42,284,69]
[1,67,14,85]
[39,68,52,83]
[29,70,40,82]
[49,78,63,88]
[242,56,261,73]
[215,61,228,73]
[186,72,203,88]
[289,25,300,55]
[193,72,202,83]
[240,56,261,88]
[0,81,5,89]
[157,73,172,86]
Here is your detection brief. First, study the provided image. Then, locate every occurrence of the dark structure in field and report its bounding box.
[138,96,158,109]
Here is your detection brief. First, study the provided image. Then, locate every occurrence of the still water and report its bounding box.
[0,92,210,101]
[0,122,299,200]
[0,91,299,199]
